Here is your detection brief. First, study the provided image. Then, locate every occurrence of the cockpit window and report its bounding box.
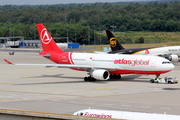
[162,61,171,64]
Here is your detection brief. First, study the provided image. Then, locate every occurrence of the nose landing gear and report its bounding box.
[150,74,160,83]
[155,74,160,80]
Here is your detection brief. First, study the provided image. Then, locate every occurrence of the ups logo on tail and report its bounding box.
[110,37,117,47]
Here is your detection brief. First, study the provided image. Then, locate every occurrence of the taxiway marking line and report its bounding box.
[0,82,14,84]
[103,104,113,106]
[45,70,59,72]
[140,106,151,108]
[68,101,78,103]
[121,105,132,107]
[86,102,95,104]
[160,107,171,110]
[22,76,31,78]
[95,88,114,90]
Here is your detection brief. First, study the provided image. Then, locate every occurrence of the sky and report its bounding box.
[0,0,149,5]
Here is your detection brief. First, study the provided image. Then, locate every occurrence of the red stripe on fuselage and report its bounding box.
[71,68,85,71]
[70,52,74,64]
[109,70,172,75]
[70,68,171,75]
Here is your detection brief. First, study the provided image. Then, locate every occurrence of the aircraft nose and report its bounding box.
[170,63,175,70]
[73,112,77,115]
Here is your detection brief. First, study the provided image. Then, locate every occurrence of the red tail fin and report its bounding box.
[36,24,64,53]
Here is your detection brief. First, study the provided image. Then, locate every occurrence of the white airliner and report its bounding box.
[73,109,180,120]
[4,24,174,81]
[106,30,180,62]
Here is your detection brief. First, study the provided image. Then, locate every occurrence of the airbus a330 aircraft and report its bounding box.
[74,109,180,120]
[106,30,180,62]
[4,24,174,81]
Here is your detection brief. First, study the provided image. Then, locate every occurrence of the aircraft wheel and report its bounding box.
[87,76,91,81]
[113,74,117,79]
[168,81,172,84]
[84,77,88,81]
[117,75,121,79]
[110,74,113,79]
[150,79,154,83]
[90,78,96,82]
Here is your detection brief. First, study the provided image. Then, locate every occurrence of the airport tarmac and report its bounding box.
[0,49,180,116]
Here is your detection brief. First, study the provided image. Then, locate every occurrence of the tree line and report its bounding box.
[0,1,180,44]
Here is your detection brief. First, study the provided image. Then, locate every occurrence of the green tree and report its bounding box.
[135,36,144,43]
[119,25,126,32]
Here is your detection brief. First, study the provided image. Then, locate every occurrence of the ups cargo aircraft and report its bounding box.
[106,30,180,62]
[4,24,174,81]
[73,109,180,120]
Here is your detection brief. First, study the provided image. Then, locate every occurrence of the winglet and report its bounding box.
[145,49,150,54]
[4,59,13,64]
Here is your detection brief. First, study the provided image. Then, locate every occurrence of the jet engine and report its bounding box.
[165,55,178,62]
[90,69,110,80]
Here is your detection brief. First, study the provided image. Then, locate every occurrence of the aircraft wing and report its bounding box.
[4,59,123,70]
[153,53,170,56]
[94,51,108,54]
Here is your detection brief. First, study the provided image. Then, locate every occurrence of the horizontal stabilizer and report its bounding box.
[4,59,13,64]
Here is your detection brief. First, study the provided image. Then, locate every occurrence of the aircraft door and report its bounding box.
[86,57,92,62]
[151,58,156,68]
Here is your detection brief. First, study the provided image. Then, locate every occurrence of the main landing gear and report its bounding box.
[84,76,96,82]
[83,74,121,82]
[110,74,121,79]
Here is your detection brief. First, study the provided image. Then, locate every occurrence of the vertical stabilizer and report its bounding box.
[36,24,64,53]
[106,30,124,51]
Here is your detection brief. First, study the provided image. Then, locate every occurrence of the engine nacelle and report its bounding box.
[90,69,110,80]
[166,55,178,62]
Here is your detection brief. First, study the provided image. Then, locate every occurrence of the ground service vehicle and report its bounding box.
[150,76,178,84]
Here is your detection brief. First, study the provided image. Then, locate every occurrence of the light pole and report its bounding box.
[93,25,95,46]
[9,24,11,37]
[34,25,36,40]
[74,28,76,43]
[13,28,14,41]
[87,25,90,47]
[66,25,69,43]
[99,28,101,45]
[110,25,116,33]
